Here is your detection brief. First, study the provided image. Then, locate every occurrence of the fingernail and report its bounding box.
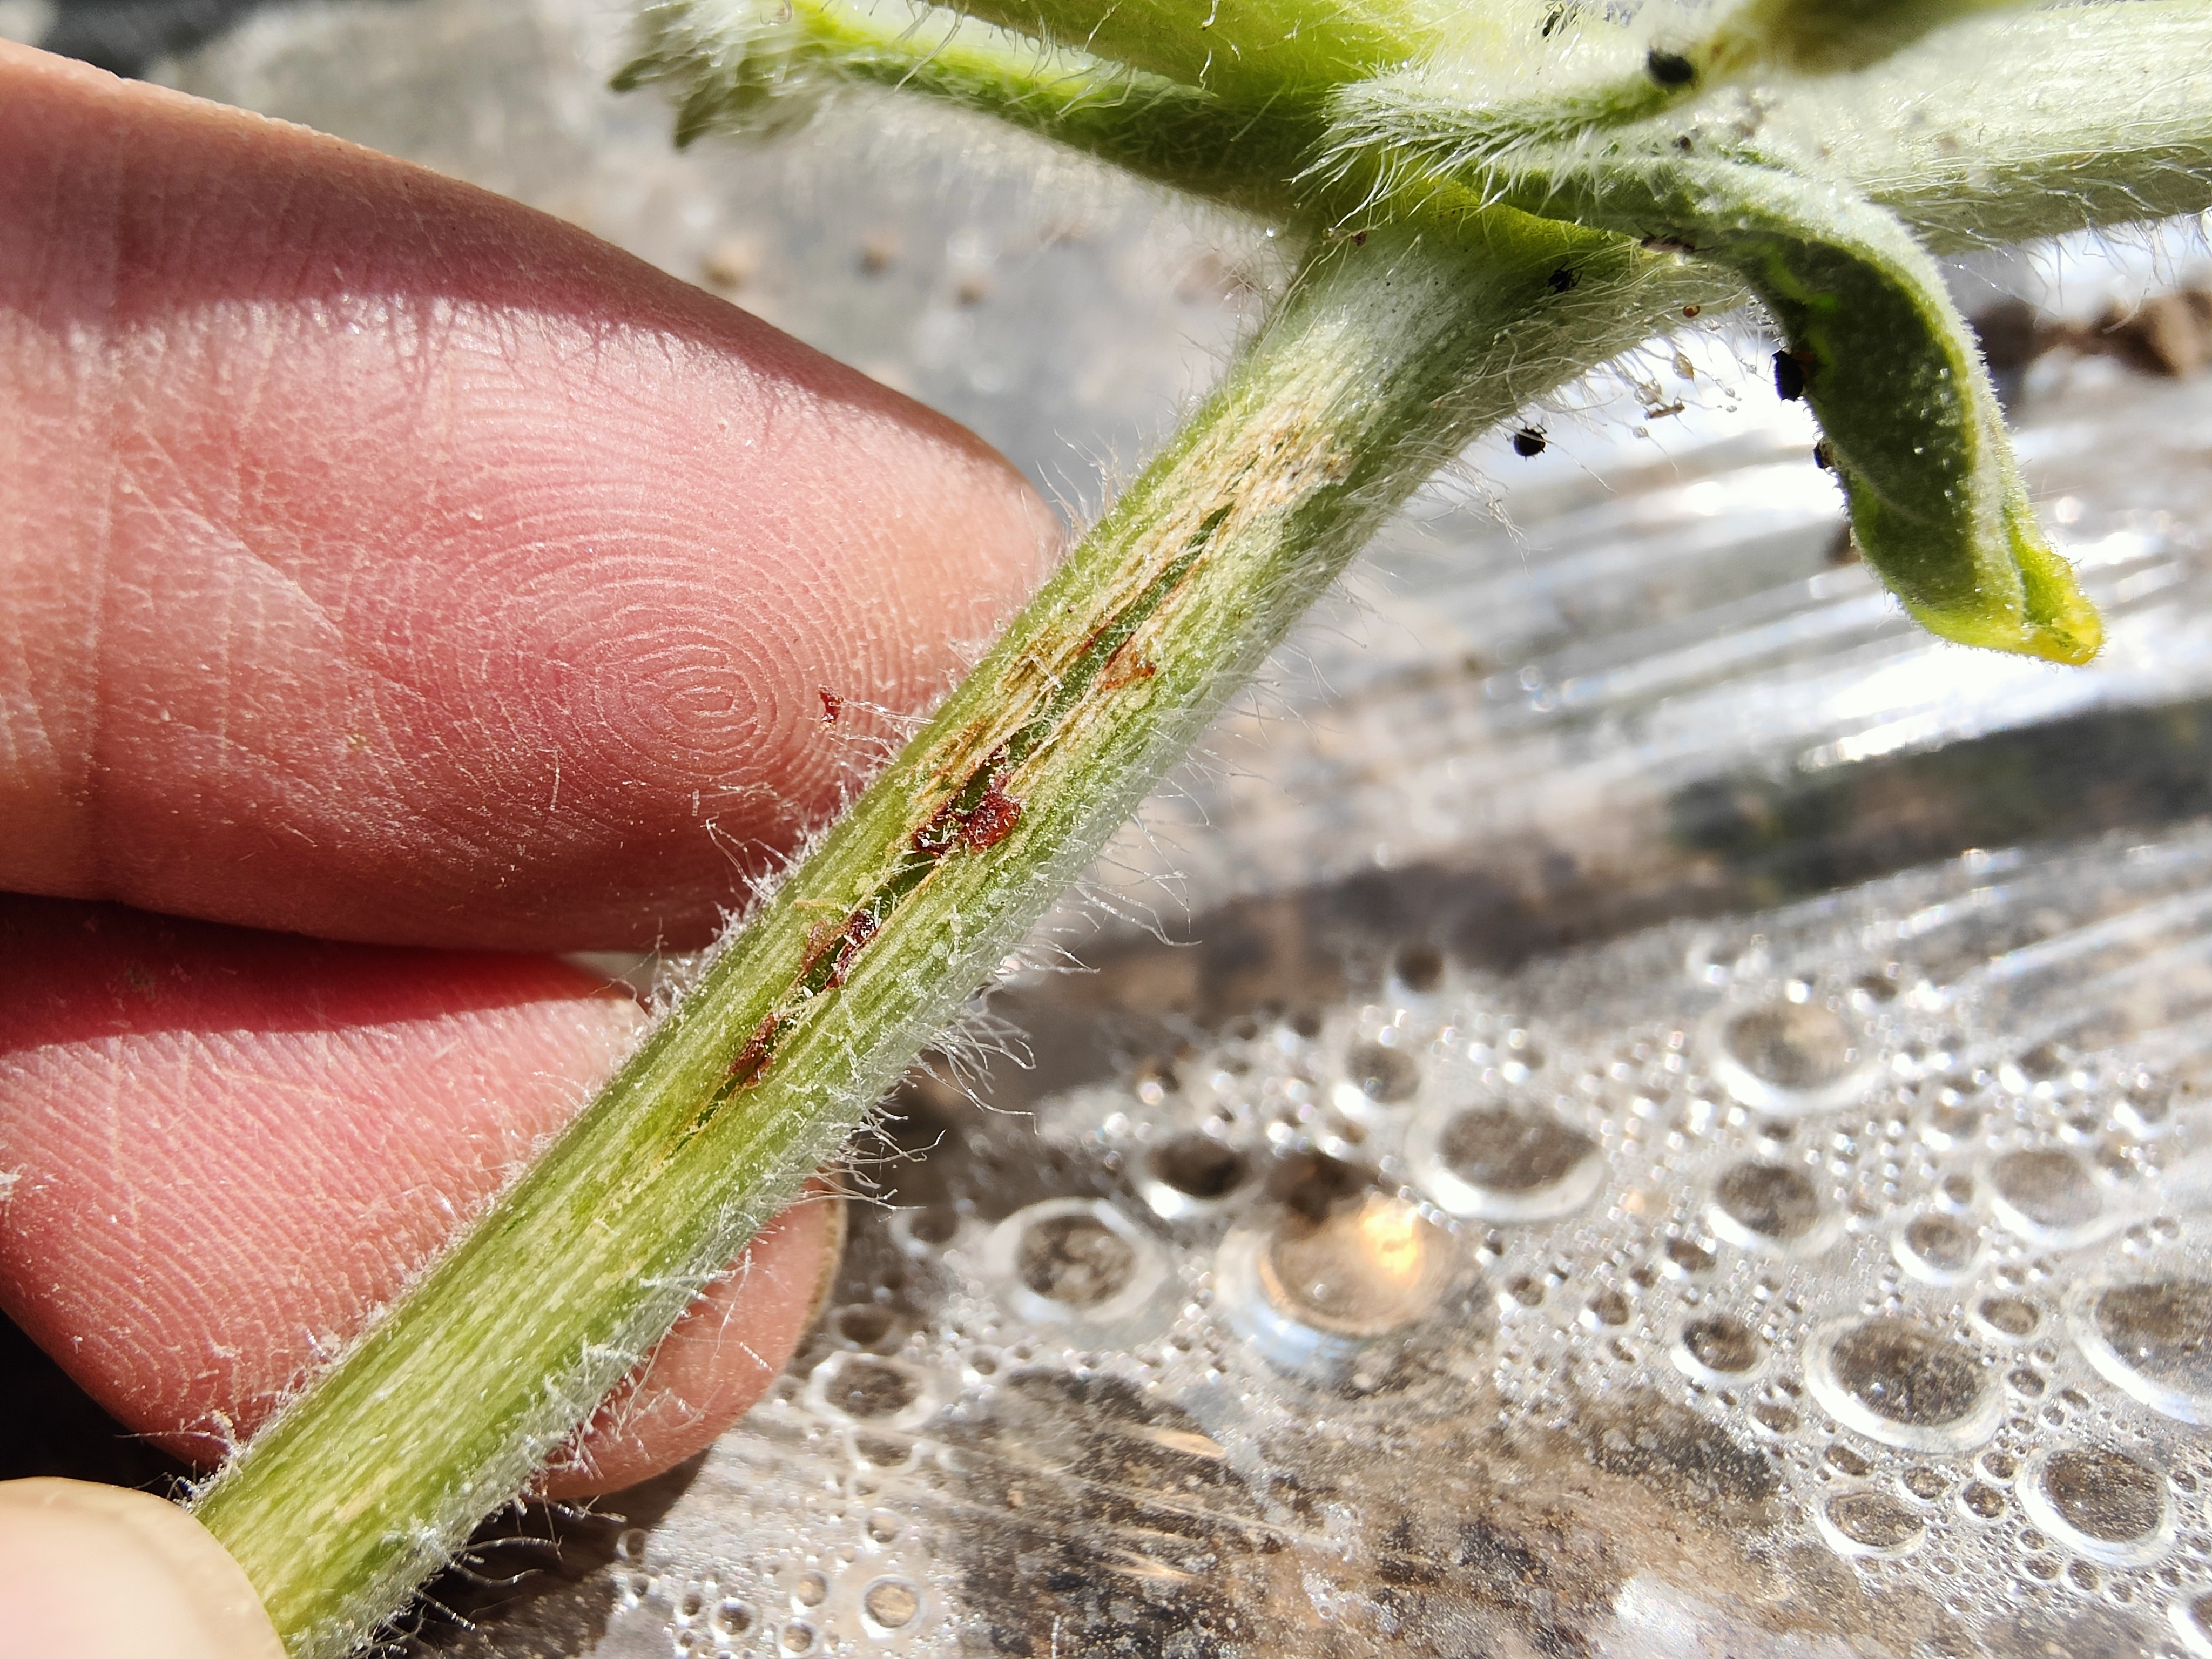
[0,1477,286,1658]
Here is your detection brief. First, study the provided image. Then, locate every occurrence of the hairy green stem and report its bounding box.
[618,0,1324,215]
[190,3,2212,1650]
[191,215,1708,1657]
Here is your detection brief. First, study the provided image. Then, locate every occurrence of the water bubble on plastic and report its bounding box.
[1218,1189,1460,1381]
[1973,1295,2042,1342]
[1674,1313,1764,1380]
[984,1198,1165,1326]
[1818,1488,1926,1558]
[2070,1276,2212,1424]
[1710,1160,1832,1251]
[862,1577,923,1634]
[1806,1316,2000,1452]
[1988,1148,2106,1245]
[1408,1103,1604,1220]
[1711,999,1870,1114]
[1896,1211,1985,1283]
[1137,1131,1250,1218]
[805,1352,938,1431]
[1343,1041,1421,1108]
[2018,1445,2173,1564]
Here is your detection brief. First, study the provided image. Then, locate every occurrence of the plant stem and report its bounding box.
[190,4,2212,1650]
[190,215,1710,1658]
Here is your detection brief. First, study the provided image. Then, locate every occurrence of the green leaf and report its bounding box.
[1321,96,2102,664]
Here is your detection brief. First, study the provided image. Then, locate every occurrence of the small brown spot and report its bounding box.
[826,908,882,988]
[729,1013,778,1087]
[961,788,1022,851]
[820,689,843,724]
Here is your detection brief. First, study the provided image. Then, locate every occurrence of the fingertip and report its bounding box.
[1,46,1061,948]
[0,1478,285,1659]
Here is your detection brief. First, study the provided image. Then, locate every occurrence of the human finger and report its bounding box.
[0,42,1055,953]
[0,897,838,1494]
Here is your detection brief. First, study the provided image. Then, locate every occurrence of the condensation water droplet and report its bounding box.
[1988,1148,2105,1244]
[889,1205,958,1255]
[1819,1489,1926,1557]
[1263,1192,1447,1337]
[1712,1000,1868,1113]
[1345,1042,1421,1105]
[2019,1446,2173,1565]
[1663,1236,1717,1277]
[2072,1277,2212,1424]
[1218,1189,1464,1381]
[1584,1288,1631,1328]
[1138,1132,1249,1218]
[1896,1212,1984,1284]
[1752,1401,1799,1435]
[1675,1314,1764,1380]
[1392,941,1446,993]
[1020,1214,1136,1304]
[1710,1161,1830,1251]
[1825,1442,1874,1478]
[781,1620,817,1654]
[986,1198,1164,1325]
[1959,1480,2007,1519]
[1807,1317,2000,1452]
[1975,1295,2042,1341]
[863,1577,923,1633]
[1901,1465,1947,1502]
[793,1572,828,1609]
[865,1508,901,1544]
[2116,1077,2177,1137]
[806,1352,937,1432]
[712,1599,756,1639]
[838,1304,900,1350]
[1410,1104,1603,1220]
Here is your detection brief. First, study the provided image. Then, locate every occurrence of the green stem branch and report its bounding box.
[190,3,2212,1651]
[192,214,1707,1658]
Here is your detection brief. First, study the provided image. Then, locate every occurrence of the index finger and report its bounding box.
[0,42,1055,952]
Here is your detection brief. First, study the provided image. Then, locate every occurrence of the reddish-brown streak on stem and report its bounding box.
[824,907,881,988]
[727,1014,778,1085]
[960,788,1023,850]
[819,689,843,724]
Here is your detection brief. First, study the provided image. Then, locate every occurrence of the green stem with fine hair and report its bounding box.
[191,214,1709,1659]
[191,3,2212,1653]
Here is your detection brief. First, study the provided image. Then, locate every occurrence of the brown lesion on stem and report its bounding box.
[703,401,1356,1116]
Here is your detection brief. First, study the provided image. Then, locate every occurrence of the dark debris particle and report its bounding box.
[1547,266,1579,295]
[1773,349,1809,402]
[1645,49,1696,87]
[1513,426,1548,458]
